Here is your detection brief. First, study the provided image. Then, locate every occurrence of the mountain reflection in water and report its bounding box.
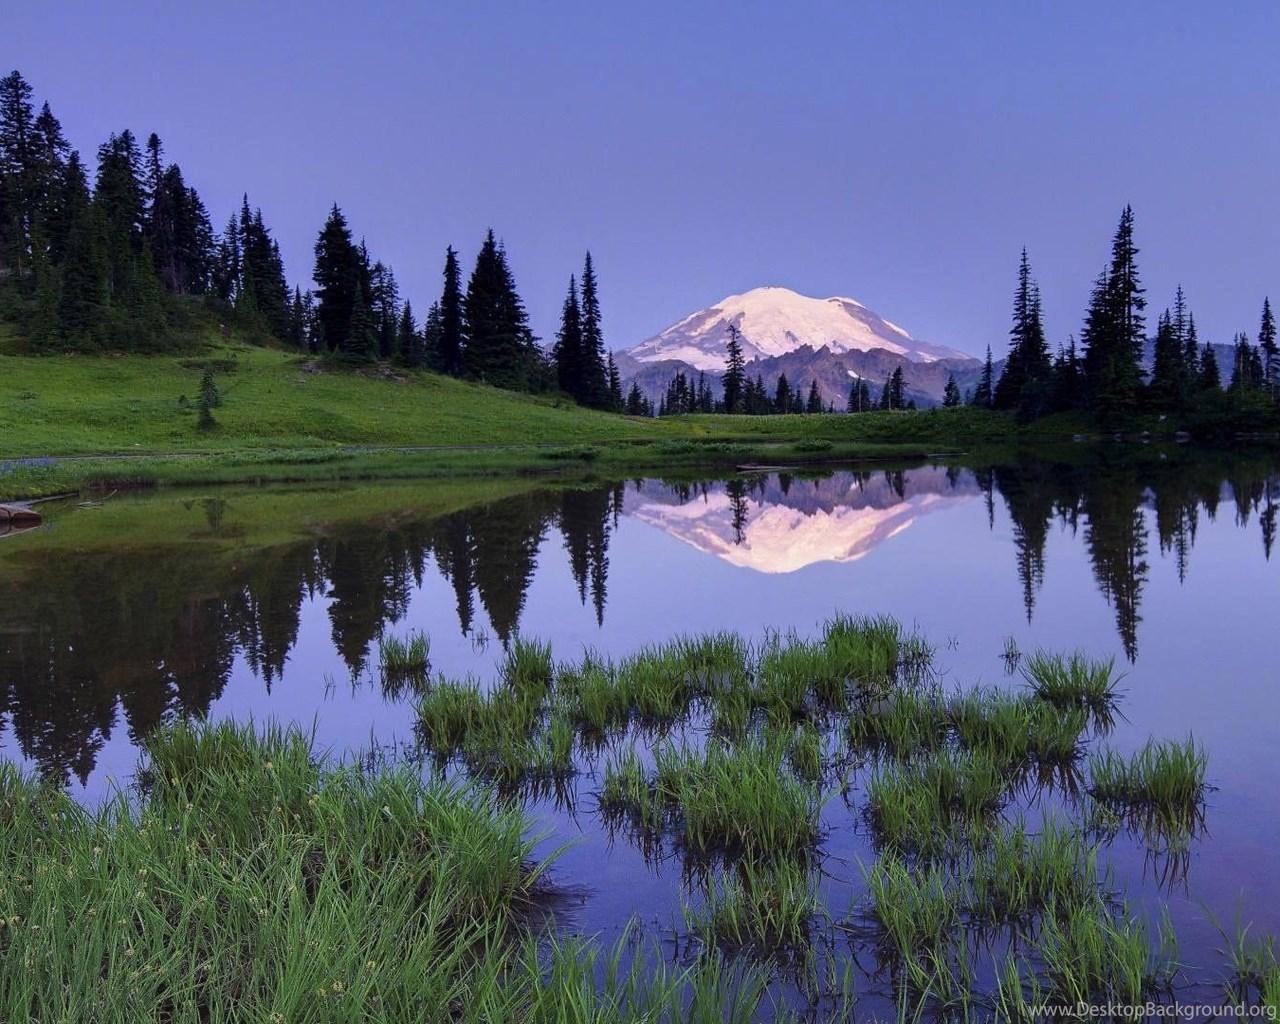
[0,452,1276,787]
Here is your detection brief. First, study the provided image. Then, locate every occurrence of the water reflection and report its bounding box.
[0,451,1276,785]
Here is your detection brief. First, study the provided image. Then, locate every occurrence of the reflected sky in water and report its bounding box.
[1,452,1277,970]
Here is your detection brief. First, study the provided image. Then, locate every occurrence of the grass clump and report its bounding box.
[690,859,820,952]
[821,613,904,692]
[848,688,949,759]
[1035,897,1178,1007]
[866,749,1005,855]
[379,629,431,681]
[863,858,959,959]
[1025,650,1119,721]
[967,819,1099,923]
[417,679,487,755]
[1089,737,1207,833]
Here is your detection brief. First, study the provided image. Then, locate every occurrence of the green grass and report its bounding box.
[865,749,1006,855]
[1088,737,1208,831]
[690,859,821,952]
[0,342,1062,500]
[1024,650,1120,720]
[0,719,793,1022]
[379,629,431,687]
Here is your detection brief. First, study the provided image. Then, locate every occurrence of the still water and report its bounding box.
[1,449,1277,1004]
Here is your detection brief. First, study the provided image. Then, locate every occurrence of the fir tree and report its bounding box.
[579,252,608,407]
[312,204,360,354]
[625,381,647,416]
[1259,297,1277,399]
[994,249,1051,413]
[553,275,583,398]
[943,374,962,407]
[437,246,464,376]
[606,352,623,411]
[774,372,791,414]
[721,324,746,413]
[806,379,823,413]
[396,300,420,367]
[1082,206,1146,421]
[343,284,378,362]
[1199,342,1221,391]
[971,345,995,408]
[462,230,535,390]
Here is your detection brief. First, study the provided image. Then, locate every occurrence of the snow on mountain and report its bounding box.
[627,286,968,371]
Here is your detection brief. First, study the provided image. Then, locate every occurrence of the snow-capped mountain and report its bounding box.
[627,286,969,372]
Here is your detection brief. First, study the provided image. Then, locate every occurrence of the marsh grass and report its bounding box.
[1025,651,1120,724]
[1035,897,1179,1007]
[1088,737,1207,840]
[690,859,821,952]
[379,629,431,690]
[966,819,1099,924]
[849,688,950,759]
[866,749,1006,855]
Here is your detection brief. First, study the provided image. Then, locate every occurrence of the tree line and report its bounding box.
[973,206,1279,429]
[0,70,624,412]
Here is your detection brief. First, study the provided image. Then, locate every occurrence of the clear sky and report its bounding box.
[7,1,1279,358]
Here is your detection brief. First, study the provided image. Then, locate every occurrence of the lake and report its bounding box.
[1,447,1277,1012]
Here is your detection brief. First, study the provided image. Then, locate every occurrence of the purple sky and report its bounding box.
[8,1,1279,358]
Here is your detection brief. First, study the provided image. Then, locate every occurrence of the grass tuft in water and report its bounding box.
[1024,650,1119,720]
[690,858,820,952]
[1089,737,1207,833]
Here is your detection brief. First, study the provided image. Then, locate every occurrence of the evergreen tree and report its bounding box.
[805,379,823,413]
[994,249,1051,413]
[553,275,583,398]
[971,345,995,408]
[462,229,535,390]
[774,372,791,414]
[0,70,37,277]
[343,284,378,362]
[1199,342,1221,391]
[721,324,746,413]
[1259,298,1277,399]
[53,153,106,348]
[625,381,647,416]
[606,352,623,411]
[396,300,420,367]
[1082,206,1146,421]
[437,246,464,376]
[312,204,360,353]
[578,252,608,407]
[421,301,443,369]
[943,374,962,407]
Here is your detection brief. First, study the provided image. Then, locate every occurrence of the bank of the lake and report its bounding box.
[0,343,1195,502]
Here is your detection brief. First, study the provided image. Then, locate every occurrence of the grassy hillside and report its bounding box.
[0,341,1096,500]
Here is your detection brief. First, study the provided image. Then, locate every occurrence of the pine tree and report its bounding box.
[0,70,37,277]
[1259,297,1277,399]
[721,324,746,413]
[396,300,420,367]
[462,230,535,390]
[626,381,647,416]
[1082,206,1146,421]
[437,246,464,376]
[1199,342,1221,391]
[553,275,583,398]
[312,204,360,354]
[579,252,608,407]
[774,373,791,414]
[971,345,995,408]
[806,379,823,413]
[943,374,962,407]
[54,153,106,348]
[343,285,378,362]
[994,249,1051,413]
[422,301,443,369]
[606,352,623,411]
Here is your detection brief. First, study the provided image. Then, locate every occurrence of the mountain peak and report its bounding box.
[627,286,966,371]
